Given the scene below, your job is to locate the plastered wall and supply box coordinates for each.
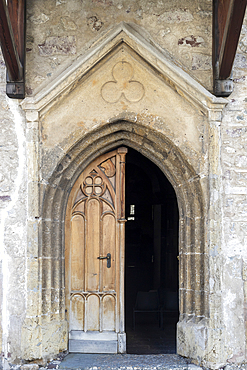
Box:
[0,50,28,365]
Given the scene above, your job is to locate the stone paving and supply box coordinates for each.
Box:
[1,353,196,370]
[58,353,196,370]
[3,354,247,370]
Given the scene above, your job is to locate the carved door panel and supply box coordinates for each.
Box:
[65,147,127,353]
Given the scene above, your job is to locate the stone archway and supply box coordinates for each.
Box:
[41,120,208,357]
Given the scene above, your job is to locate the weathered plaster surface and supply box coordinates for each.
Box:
[0,50,28,366]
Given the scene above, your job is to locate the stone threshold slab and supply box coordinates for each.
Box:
[58,354,200,370]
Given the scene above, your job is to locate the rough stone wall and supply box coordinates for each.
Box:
[0,50,28,365]
[220,15,247,363]
[26,0,212,94]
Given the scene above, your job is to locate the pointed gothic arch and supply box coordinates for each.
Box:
[40,120,208,356]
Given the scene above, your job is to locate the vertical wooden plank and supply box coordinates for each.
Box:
[71,214,85,291]
[213,0,231,64]
[103,295,115,331]
[115,154,120,333]
[87,294,100,331]
[117,148,128,220]
[213,0,247,86]
[117,148,127,334]
[7,0,25,64]
[70,294,85,331]
[102,213,116,291]
[0,0,22,81]
[86,199,100,291]
[219,0,247,79]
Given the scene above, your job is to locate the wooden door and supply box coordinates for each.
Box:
[65,147,127,353]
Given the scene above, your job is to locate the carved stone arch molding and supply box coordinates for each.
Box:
[42,121,206,344]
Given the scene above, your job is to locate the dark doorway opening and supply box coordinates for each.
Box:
[125,148,179,354]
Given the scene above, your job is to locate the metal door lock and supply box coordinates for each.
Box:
[97,253,111,268]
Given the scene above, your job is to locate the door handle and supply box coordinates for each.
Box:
[97,253,111,268]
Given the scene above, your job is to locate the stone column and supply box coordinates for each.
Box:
[21,110,42,360]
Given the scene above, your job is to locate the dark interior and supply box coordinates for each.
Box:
[125,147,179,354]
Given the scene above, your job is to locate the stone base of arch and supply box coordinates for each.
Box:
[177,320,208,364]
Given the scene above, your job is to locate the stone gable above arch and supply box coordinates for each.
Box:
[22,22,226,115]
[21,22,228,184]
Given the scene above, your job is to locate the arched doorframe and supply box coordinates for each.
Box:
[41,120,208,357]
